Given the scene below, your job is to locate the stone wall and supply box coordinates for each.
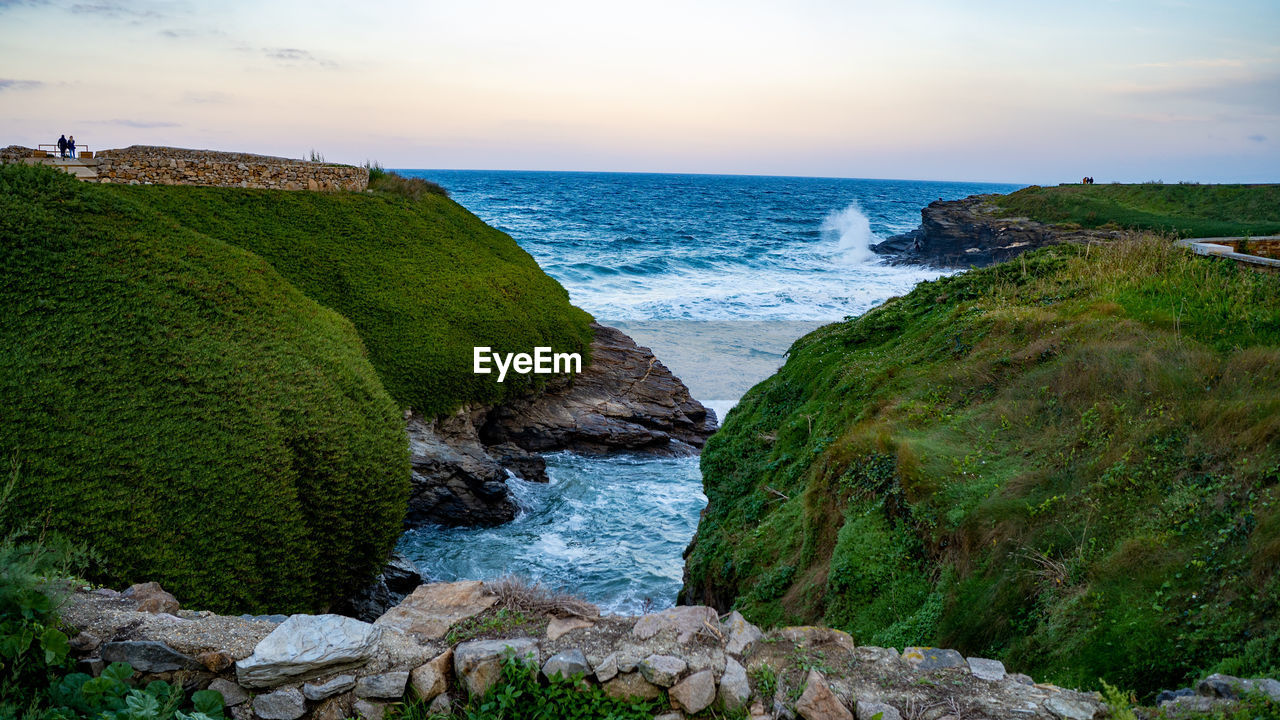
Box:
[92,146,368,191]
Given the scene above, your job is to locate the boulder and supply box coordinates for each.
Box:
[312,696,352,720]
[454,637,539,699]
[355,671,409,699]
[719,657,750,712]
[796,670,853,720]
[901,647,966,672]
[236,614,382,688]
[70,631,102,654]
[671,669,716,714]
[352,699,386,720]
[334,553,426,622]
[1045,695,1099,720]
[208,678,249,707]
[546,616,595,641]
[542,648,592,681]
[722,611,764,655]
[405,411,518,526]
[966,657,1006,682]
[603,671,663,701]
[122,582,180,614]
[1197,673,1280,702]
[856,700,902,720]
[375,581,497,640]
[592,652,619,682]
[633,605,720,643]
[780,627,856,652]
[302,675,356,701]
[410,650,453,702]
[101,641,200,673]
[252,687,306,720]
[639,654,687,687]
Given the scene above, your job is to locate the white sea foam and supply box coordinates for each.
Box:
[821,199,878,264]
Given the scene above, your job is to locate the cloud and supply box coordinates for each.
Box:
[1136,58,1248,69]
[84,119,181,128]
[181,91,230,104]
[1248,134,1267,143]
[1116,73,1280,114]
[159,27,224,39]
[0,79,43,91]
[263,47,340,69]
[70,2,162,19]
[0,0,51,8]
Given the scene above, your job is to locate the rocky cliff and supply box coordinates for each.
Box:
[871,194,1124,268]
[404,323,717,527]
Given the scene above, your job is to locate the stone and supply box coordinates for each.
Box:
[375,581,498,640]
[355,671,410,699]
[122,582,180,614]
[352,699,386,720]
[795,670,853,720]
[1245,678,1280,702]
[236,614,382,688]
[722,611,764,655]
[428,693,452,715]
[603,671,663,701]
[671,669,716,714]
[780,627,857,652]
[592,652,619,682]
[719,657,750,712]
[303,675,357,701]
[1008,673,1035,686]
[1155,688,1194,705]
[1045,695,1098,720]
[207,678,250,707]
[1195,673,1280,702]
[101,641,200,673]
[633,606,720,644]
[252,687,306,720]
[542,648,592,680]
[410,650,453,702]
[75,658,105,676]
[546,616,595,641]
[639,654,687,687]
[69,631,102,654]
[654,714,682,720]
[198,651,234,673]
[312,696,351,720]
[334,553,426,623]
[901,647,966,672]
[856,700,902,720]
[966,657,1006,682]
[454,637,539,699]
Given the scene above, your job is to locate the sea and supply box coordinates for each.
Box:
[395,171,1022,613]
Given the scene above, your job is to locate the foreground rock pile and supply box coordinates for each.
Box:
[57,580,1170,720]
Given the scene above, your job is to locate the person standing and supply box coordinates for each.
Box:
[57,134,67,159]
[68,135,76,159]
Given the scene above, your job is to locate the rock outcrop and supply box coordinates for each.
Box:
[405,323,716,527]
[871,194,1124,268]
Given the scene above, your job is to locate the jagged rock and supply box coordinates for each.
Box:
[1045,695,1099,720]
[454,637,539,698]
[375,581,498,640]
[352,699,386,720]
[482,324,716,455]
[719,657,750,712]
[902,647,966,672]
[405,410,518,526]
[870,194,1125,268]
[603,671,663,701]
[592,652,619,682]
[102,641,200,673]
[410,650,453,701]
[303,675,356,701]
[796,669,853,720]
[489,443,548,483]
[722,611,764,655]
[1197,674,1280,702]
[208,678,249,706]
[639,654,687,687]
[542,648,591,680]
[546,616,595,641]
[966,657,1006,682]
[252,687,306,720]
[671,669,716,714]
[856,700,902,720]
[122,582,180,614]
[334,553,425,622]
[355,671,409,699]
[633,605,720,643]
[236,614,382,688]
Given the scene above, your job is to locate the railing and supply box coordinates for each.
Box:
[34,144,93,159]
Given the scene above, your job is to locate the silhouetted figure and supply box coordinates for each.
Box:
[57,134,67,159]
[68,135,76,159]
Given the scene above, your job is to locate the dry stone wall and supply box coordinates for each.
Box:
[92,146,368,191]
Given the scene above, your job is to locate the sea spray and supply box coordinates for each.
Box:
[821,199,878,264]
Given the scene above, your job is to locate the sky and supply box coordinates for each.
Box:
[1,0,1278,183]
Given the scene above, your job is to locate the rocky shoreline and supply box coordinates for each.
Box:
[871,194,1125,268]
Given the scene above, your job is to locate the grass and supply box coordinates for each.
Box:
[990,183,1280,238]
[94,169,593,417]
[0,162,412,615]
[684,235,1280,698]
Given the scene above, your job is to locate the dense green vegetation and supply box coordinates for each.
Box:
[0,163,409,614]
[991,183,1280,238]
[96,174,594,416]
[684,236,1280,697]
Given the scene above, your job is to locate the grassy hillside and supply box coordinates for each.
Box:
[0,163,410,614]
[684,236,1280,697]
[96,177,594,417]
[990,183,1280,238]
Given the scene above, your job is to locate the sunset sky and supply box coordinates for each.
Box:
[1,0,1277,183]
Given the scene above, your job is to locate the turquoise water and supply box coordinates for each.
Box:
[395,171,1023,612]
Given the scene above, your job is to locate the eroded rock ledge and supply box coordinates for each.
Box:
[871,194,1125,268]
[405,323,717,527]
[59,581,1160,720]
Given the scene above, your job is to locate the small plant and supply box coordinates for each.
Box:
[48,663,225,720]
[363,159,387,183]
[307,149,326,163]
[459,654,660,720]
[1238,235,1251,255]
[483,575,597,619]
[445,608,533,645]
[749,662,777,701]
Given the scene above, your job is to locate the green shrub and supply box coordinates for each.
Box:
[0,163,410,614]
[458,654,661,720]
